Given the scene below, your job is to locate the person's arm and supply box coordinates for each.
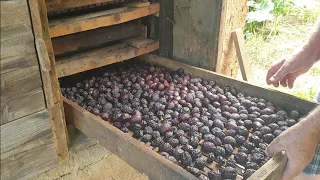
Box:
[266,17,320,88]
[266,106,320,180]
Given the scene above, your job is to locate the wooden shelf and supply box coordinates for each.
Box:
[49,2,160,38]
[56,37,159,78]
[46,0,117,13]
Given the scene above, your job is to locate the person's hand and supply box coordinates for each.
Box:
[265,121,319,180]
[266,56,313,89]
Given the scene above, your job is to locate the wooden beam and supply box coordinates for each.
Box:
[233,28,253,82]
[29,0,69,163]
[56,37,159,78]
[49,3,160,38]
[51,20,142,56]
[46,0,116,13]
[0,110,58,180]
[216,0,248,77]
[63,97,198,180]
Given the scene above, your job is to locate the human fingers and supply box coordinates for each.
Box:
[265,137,285,157]
[266,60,285,85]
[287,76,297,89]
[272,81,280,88]
[269,60,292,84]
[280,77,288,87]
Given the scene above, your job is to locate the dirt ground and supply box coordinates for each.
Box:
[32,126,148,180]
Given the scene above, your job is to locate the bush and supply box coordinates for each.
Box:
[245,0,320,38]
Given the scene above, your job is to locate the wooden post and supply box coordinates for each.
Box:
[29,0,69,163]
[216,0,248,77]
[233,28,253,82]
[159,0,173,58]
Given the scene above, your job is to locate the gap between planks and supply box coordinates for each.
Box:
[56,37,159,78]
[49,2,160,38]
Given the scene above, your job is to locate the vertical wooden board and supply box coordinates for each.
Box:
[216,0,248,77]
[0,110,58,180]
[1,0,40,74]
[172,0,191,61]
[233,28,253,82]
[1,89,46,125]
[173,0,222,71]
[159,0,173,58]
[29,0,69,163]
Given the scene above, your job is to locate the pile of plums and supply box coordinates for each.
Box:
[60,61,302,180]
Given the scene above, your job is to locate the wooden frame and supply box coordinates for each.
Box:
[63,97,198,180]
[46,0,116,13]
[29,0,69,163]
[63,54,317,179]
[49,2,160,38]
[52,20,143,56]
[56,37,159,78]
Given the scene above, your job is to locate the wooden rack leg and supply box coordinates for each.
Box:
[29,0,69,163]
[233,28,253,82]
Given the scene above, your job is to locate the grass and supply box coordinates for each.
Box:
[242,3,320,102]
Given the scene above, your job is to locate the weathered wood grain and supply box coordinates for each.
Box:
[233,28,252,82]
[122,36,154,48]
[63,97,198,180]
[0,110,58,180]
[52,20,142,56]
[46,0,118,13]
[159,0,173,58]
[29,0,69,163]
[216,0,248,77]
[1,66,43,107]
[49,3,160,38]
[1,88,45,125]
[0,0,39,74]
[56,38,159,77]
[173,0,222,71]
[249,153,287,180]
[140,54,318,114]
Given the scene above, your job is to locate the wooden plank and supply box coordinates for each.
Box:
[173,0,222,71]
[1,66,43,106]
[1,88,46,125]
[0,110,58,180]
[216,0,248,77]
[52,20,142,56]
[122,36,154,48]
[126,1,150,8]
[159,0,173,58]
[140,54,318,114]
[49,3,160,38]
[63,97,198,180]
[0,0,39,74]
[46,0,118,13]
[233,28,253,82]
[249,153,287,180]
[56,38,159,77]
[29,0,69,162]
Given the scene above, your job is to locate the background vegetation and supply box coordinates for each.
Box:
[242,0,320,101]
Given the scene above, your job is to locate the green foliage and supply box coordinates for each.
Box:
[292,86,318,102]
[244,0,320,38]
